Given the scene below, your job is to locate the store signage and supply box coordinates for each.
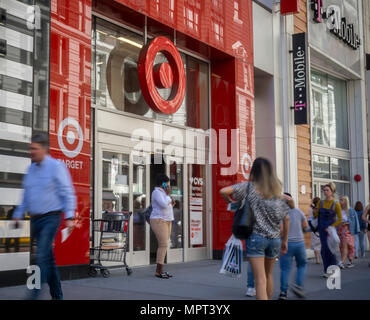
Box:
[189,174,204,246]
[292,33,308,125]
[280,0,300,15]
[138,36,186,114]
[57,117,85,170]
[311,0,360,50]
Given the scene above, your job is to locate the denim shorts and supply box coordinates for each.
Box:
[245,233,281,259]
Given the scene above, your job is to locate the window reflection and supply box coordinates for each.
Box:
[311,71,348,149]
[102,152,129,212]
[133,156,147,251]
[93,17,210,130]
[169,161,183,249]
[102,152,130,251]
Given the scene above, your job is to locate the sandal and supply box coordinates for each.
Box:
[155,273,170,279]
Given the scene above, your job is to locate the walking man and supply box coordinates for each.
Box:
[13,134,76,300]
[279,193,308,300]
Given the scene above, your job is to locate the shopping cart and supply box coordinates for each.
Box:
[89,211,133,278]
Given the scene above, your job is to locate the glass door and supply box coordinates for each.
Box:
[132,155,150,265]
[98,147,150,267]
[166,159,185,263]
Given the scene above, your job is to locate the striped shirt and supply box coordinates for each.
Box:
[231,182,289,238]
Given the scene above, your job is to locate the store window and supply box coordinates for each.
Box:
[169,161,184,249]
[311,71,349,150]
[133,155,147,252]
[102,152,130,212]
[313,154,351,200]
[92,18,209,130]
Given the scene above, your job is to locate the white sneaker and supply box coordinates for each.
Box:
[245,287,256,297]
[337,261,345,269]
[323,273,330,278]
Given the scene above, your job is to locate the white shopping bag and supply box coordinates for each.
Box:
[219,235,243,278]
[327,226,340,254]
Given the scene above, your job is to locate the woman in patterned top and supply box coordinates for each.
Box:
[220,157,290,300]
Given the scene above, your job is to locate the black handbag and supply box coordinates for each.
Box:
[232,183,255,240]
[144,204,153,224]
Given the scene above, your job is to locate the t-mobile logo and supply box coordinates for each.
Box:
[311,0,323,23]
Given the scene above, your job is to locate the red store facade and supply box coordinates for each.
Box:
[0,0,255,282]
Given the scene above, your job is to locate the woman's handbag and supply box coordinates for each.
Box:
[232,183,255,240]
[144,204,153,224]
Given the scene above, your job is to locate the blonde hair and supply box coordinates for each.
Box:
[324,182,336,194]
[250,157,282,199]
[340,196,349,213]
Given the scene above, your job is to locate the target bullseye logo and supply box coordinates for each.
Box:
[241,153,252,180]
[138,36,186,114]
[57,117,83,158]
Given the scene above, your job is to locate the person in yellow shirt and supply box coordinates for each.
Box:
[313,182,342,277]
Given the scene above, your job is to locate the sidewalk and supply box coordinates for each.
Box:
[0,254,369,300]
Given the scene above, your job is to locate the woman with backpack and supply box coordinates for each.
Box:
[354,201,367,258]
[337,196,360,268]
[313,182,342,277]
[220,157,290,300]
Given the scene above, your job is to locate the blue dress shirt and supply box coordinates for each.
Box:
[13,155,76,219]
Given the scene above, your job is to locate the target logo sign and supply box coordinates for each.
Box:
[57,117,84,158]
[138,36,186,114]
[241,153,252,180]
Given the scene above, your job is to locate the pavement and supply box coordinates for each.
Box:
[0,253,369,300]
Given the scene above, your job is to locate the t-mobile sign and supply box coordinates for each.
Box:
[292,33,308,125]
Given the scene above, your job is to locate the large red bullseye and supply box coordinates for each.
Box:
[138,36,186,114]
[153,62,173,89]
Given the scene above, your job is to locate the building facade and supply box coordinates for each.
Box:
[0,0,255,283]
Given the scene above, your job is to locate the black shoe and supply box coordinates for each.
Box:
[278,292,288,300]
[290,284,306,299]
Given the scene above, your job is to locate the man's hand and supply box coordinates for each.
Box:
[280,241,288,255]
[65,219,75,230]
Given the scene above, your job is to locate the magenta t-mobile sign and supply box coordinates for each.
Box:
[292,33,308,125]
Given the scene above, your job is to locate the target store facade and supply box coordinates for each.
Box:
[0,0,254,281]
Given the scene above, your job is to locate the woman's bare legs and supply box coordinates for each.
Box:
[341,242,348,264]
[249,257,268,300]
[264,257,276,300]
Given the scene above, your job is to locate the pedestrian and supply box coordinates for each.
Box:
[150,174,175,279]
[337,196,359,268]
[245,261,256,297]
[12,134,76,300]
[362,204,370,251]
[278,193,308,300]
[354,201,367,258]
[220,157,290,300]
[309,197,321,264]
[313,182,342,278]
